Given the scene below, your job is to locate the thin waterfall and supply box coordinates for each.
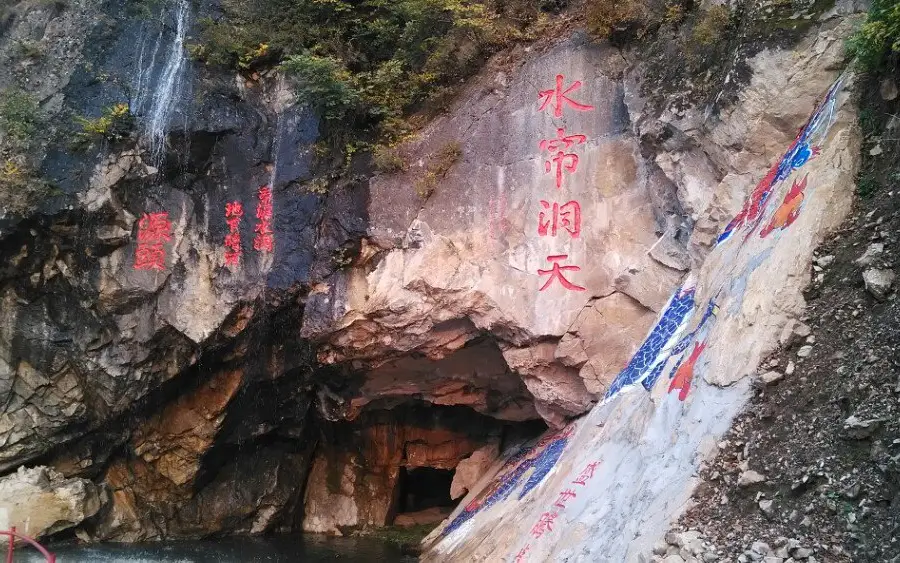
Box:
[268,74,290,189]
[268,112,284,190]
[132,26,163,117]
[132,0,190,164]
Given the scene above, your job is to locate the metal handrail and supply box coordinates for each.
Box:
[1,527,56,563]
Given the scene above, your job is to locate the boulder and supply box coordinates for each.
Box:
[450,444,500,500]
[394,507,453,528]
[862,268,895,301]
[738,470,767,487]
[855,242,884,267]
[0,466,103,541]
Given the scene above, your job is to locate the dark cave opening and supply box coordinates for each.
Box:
[396,467,458,514]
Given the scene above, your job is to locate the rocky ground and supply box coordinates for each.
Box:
[657,79,900,563]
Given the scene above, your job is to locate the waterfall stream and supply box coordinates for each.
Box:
[267,74,292,190]
[132,0,190,163]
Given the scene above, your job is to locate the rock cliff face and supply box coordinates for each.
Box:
[1,0,337,539]
[0,0,868,553]
[420,12,863,562]
[303,39,683,424]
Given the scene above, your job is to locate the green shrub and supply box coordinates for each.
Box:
[303,177,330,195]
[280,54,361,123]
[690,5,731,47]
[16,40,45,59]
[372,144,407,173]
[75,103,133,144]
[848,0,900,70]
[0,88,40,146]
[0,159,52,215]
[586,0,651,41]
[585,0,698,43]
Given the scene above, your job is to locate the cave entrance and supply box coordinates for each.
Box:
[392,467,459,526]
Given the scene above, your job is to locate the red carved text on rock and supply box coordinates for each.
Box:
[552,488,577,511]
[514,545,531,562]
[538,200,581,238]
[224,201,243,267]
[253,186,274,253]
[538,74,594,118]
[572,461,601,486]
[539,128,587,189]
[530,511,558,539]
[538,254,585,292]
[134,211,172,271]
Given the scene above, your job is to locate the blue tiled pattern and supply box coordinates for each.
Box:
[604,284,697,398]
[441,428,572,536]
[775,78,842,183]
[649,299,719,391]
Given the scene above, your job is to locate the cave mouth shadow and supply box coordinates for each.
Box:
[397,466,457,513]
[390,466,460,527]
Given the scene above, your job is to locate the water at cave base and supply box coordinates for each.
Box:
[15,535,416,562]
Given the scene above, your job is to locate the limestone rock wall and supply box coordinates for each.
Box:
[421,20,861,562]
[302,406,505,534]
[0,0,342,539]
[302,39,688,425]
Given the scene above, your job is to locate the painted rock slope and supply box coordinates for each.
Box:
[421,52,859,563]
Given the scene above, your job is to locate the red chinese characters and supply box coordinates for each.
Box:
[514,545,531,562]
[253,186,274,253]
[539,128,587,189]
[521,458,601,554]
[552,488,577,511]
[533,75,593,292]
[538,255,585,292]
[538,75,595,118]
[530,511,558,539]
[224,201,243,267]
[571,461,601,487]
[538,200,580,238]
[134,212,172,271]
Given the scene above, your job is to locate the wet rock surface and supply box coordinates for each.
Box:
[0,0,350,540]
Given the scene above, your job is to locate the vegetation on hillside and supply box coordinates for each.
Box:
[193,0,555,144]
[0,88,52,214]
[850,0,900,201]
[585,0,741,110]
[74,103,134,146]
[848,0,900,71]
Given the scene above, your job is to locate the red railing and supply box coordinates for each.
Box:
[1,527,55,563]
